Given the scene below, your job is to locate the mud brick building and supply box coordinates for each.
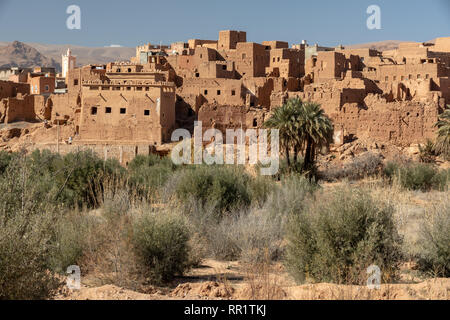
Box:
[1,31,450,162]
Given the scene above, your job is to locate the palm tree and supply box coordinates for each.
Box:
[263,100,298,167]
[264,98,333,175]
[295,101,334,173]
[434,106,450,159]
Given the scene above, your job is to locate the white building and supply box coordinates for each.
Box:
[62,48,76,78]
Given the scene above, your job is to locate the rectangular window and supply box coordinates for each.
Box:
[204,89,208,95]
[137,87,142,91]
[231,90,236,96]
[217,90,221,95]
[144,109,150,116]
[425,74,429,79]
[120,108,126,114]
[91,107,98,115]
[44,85,49,92]
[105,107,112,113]
[127,87,131,91]
[74,79,78,85]
[417,74,421,79]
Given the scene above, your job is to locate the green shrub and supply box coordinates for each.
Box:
[48,211,93,274]
[128,154,176,198]
[0,158,62,299]
[417,199,450,277]
[382,161,399,181]
[259,157,305,180]
[285,187,403,285]
[132,212,190,284]
[397,164,438,191]
[173,165,251,217]
[247,175,276,206]
[0,151,15,174]
[183,175,314,262]
[418,139,436,163]
[383,162,449,191]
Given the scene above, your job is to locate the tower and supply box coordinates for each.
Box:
[62,48,76,78]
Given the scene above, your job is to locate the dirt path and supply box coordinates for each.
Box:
[56,259,449,300]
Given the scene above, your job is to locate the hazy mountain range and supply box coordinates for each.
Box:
[0,41,135,71]
[0,39,436,72]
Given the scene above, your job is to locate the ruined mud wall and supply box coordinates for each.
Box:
[330,95,440,146]
[198,104,267,142]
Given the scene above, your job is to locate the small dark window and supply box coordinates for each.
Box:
[117,68,121,72]
[253,118,257,127]
[127,87,131,91]
[144,109,150,116]
[222,65,226,70]
[105,107,112,113]
[204,90,208,95]
[231,90,236,96]
[217,90,221,95]
[195,72,199,77]
[91,107,97,115]
[74,79,78,85]
[128,68,132,73]
[120,108,126,114]
[137,87,142,91]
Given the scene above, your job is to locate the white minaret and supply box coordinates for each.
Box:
[62,48,76,78]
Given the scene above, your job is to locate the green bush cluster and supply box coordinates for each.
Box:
[172,165,253,218]
[417,200,450,277]
[127,154,176,198]
[2,148,449,299]
[383,162,449,191]
[132,212,190,284]
[0,157,62,299]
[285,187,403,285]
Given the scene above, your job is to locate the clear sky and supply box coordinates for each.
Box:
[0,0,449,47]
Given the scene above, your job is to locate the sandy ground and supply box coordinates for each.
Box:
[55,259,449,300]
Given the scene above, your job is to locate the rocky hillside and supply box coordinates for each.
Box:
[345,39,436,51]
[0,41,135,69]
[0,41,61,70]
